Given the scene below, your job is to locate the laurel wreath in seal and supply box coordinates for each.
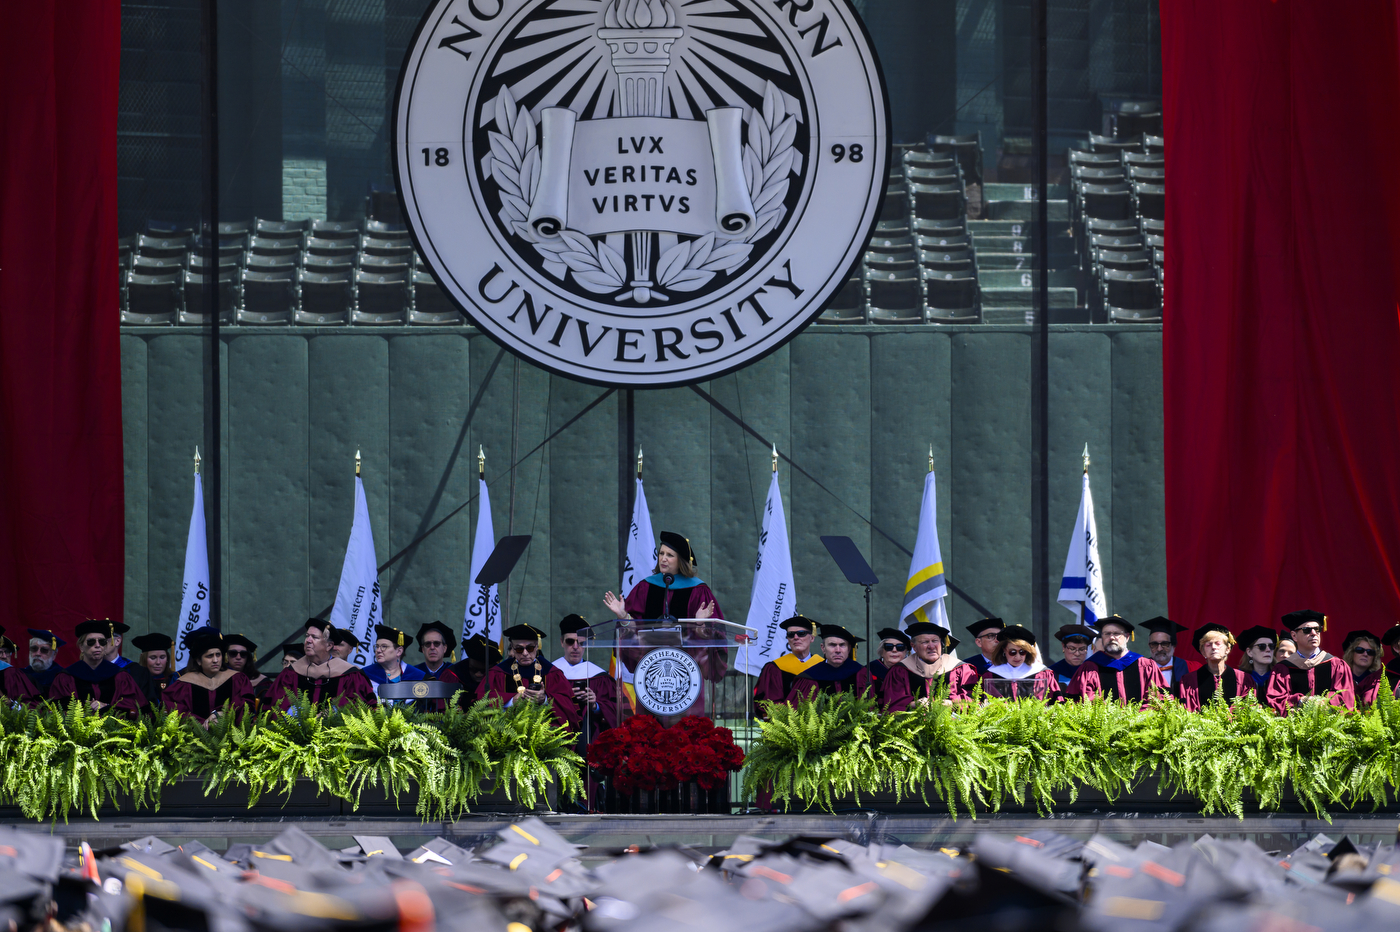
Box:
[484,81,799,303]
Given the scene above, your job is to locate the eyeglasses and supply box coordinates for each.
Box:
[1005,649,1029,658]
[880,642,908,652]
[562,638,582,646]
[1353,647,1377,656]
[1148,640,1172,648]
[226,649,249,657]
[785,631,810,640]
[511,644,536,653]
[1250,642,1275,651]
[975,633,1000,640]
[84,638,108,647]
[1295,626,1322,635]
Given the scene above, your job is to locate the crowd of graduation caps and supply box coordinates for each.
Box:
[753,609,1395,715]
[3,816,1400,932]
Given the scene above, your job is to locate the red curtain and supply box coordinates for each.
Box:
[0,1,125,657]
[1162,0,1400,655]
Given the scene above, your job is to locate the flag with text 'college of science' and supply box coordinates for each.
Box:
[172,472,211,672]
[739,471,797,676]
[901,469,950,631]
[330,476,381,668]
[1058,470,1107,626]
[614,476,655,689]
[463,477,501,645]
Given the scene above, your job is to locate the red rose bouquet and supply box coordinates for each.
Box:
[587,714,744,794]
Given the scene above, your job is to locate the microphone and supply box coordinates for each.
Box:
[662,574,676,621]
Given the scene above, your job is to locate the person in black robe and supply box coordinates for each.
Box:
[475,624,578,728]
[48,620,148,716]
[280,643,305,669]
[964,617,1005,673]
[1175,624,1250,711]
[267,620,378,710]
[1049,624,1096,686]
[221,634,274,701]
[1063,615,1168,702]
[1265,609,1355,713]
[329,626,363,662]
[131,632,177,703]
[449,634,503,709]
[752,615,825,708]
[103,621,152,699]
[23,628,65,692]
[1236,625,1277,699]
[854,628,910,705]
[162,628,256,723]
[1142,616,1197,688]
[0,633,15,666]
[0,625,40,707]
[788,625,866,702]
[409,621,462,712]
[1382,624,1400,681]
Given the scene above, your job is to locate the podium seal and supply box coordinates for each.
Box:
[633,646,703,715]
[395,0,888,386]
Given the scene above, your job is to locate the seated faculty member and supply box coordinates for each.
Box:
[0,634,15,666]
[1142,617,1196,687]
[1063,615,1167,703]
[281,643,305,669]
[1382,624,1400,680]
[413,621,460,681]
[0,625,41,707]
[1049,624,1096,686]
[980,625,1058,701]
[964,617,1006,673]
[222,635,273,700]
[882,621,978,711]
[449,633,502,704]
[554,615,617,742]
[788,625,866,702]
[24,629,65,690]
[1236,626,1277,699]
[361,624,427,706]
[1275,635,1297,664]
[752,615,824,707]
[329,626,363,662]
[162,628,255,724]
[132,632,177,702]
[475,624,577,728]
[268,619,378,710]
[1174,624,1250,712]
[1265,610,1355,713]
[48,620,148,716]
[1341,629,1385,706]
[855,628,910,705]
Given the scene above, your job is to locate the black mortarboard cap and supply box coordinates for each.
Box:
[781,615,816,633]
[223,634,257,655]
[0,635,14,653]
[1142,616,1188,635]
[74,619,114,639]
[1341,629,1379,652]
[130,633,174,653]
[503,623,545,642]
[304,617,332,634]
[1382,624,1400,647]
[111,621,130,634]
[281,643,305,658]
[26,628,65,649]
[559,614,589,635]
[1237,626,1278,650]
[414,620,457,651]
[1054,624,1097,643]
[1192,623,1234,651]
[819,624,864,644]
[1099,614,1136,636]
[182,626,224,657]
[998,624,1037,645]
[461,633,502,664]
[905,621,953,643]
[966,617,1005,637]
[1282,609,1327,631]
[328,626,360,647]
[373,624,407,648]
[876,628,909,643]
[658,530,696,565]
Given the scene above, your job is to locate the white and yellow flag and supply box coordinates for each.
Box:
[901,468,950,630]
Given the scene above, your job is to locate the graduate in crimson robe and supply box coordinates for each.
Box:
[882,622,979,711]
[752,615,825,709]
[1235,625,1278,702]
[978,625,1059,702]
[787,625,867,703]
[267,619,378,710]
[131,632,178,704]
[48,620,148,717]
[1174,624,1252,712]
[603,530,728,712]
[475,624,578,729]
[1338,629,1386,706]
[1264,610,1355,714]
[1063,615,1168,703]
[855,628,911,708]
[161,628,255,724]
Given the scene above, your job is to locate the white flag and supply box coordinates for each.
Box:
[172,472,212,672]
[330,476,381,668]
[739,471,797,676]
[621,476,656,598]
[1057,470,1107,626]
[463,477,501,644]
[900,469,950,631]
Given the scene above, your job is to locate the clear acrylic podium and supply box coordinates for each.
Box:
[582,618,757,731]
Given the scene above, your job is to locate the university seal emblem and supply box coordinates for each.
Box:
[632,646,703,715]
[395,0,888,386]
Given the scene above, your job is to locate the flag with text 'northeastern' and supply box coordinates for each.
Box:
[901,469,950,631]
[172,472,212,672]
[463,477,501,645]
[1057,471,1107,626]
[739,471,796,676]
[615,476,655,686]
[330,476,381,668]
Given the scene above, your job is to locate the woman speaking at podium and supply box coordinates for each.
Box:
[602,531,727,712]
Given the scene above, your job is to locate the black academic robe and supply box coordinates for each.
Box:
[753,653,824,707]
[1063,651,1168,703]
[476,656,577,729]
[787,660,865,703]
[1174,666,1250,712]
[24,663,62,691]
[1264,655,1355,714]
[1049,659,1081,686]
[48,661,149,716]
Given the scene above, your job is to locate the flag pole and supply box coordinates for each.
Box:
[478,445,485,480]
[1083,442,1090,474]
[355,448,361,476]
[928,443,934,473]
[771,443,778,473]
[636,447,643,477]
[194,446,201,475]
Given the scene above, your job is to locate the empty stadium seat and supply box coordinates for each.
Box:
[1088,132,1142,155]
[306,237,356,260]
[1143,135,1165,155]
[310,220,361,241]
[867,232,915,255]
[136,234,192,260]
[123,272,181,324]
[132,255,185,276]
[216,220,252,238]
[245,253,297,274]
[296,270,352,325]
[303,255,353,274]
[1078,183,1134,221]
[238,269,296,324]
[1101,268,1161,314]
[1093,249,1153,272]
[353,269,408,324]
[928,133,983,185]
[819,278,866,323]
[180,268,235,324]
[364,220,410,239]
[1134,183,1166,221]
[911,183,965,222]
[146,220,195,239]
[410,271,463,324]
[1123,152,1165,171]
[923,271,979,322]
[359,254,409,275]
[863,252,917,274]
[1105,101,1162,139]
[254,218,309,245]
[248,237,300,260]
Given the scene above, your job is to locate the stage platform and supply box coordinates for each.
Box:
[7,811,1398,859]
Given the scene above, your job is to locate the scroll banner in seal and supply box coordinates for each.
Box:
[528,110,754,240]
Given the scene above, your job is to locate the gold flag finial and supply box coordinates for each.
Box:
[355,449,362,476]
[636,447,644,478]
[478,445,485,478]
[194,446,201,475]
[771,443,779,473]
[1082,443,1090,474]
[928,444,935,473]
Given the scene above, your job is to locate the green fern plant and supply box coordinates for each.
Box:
[335,704,454,816]
[883,685,989,816]
[743,693,887,811]
[480,700,585,809]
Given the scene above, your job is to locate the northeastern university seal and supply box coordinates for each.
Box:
[394,0,888,386]
[633,647,703,715]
